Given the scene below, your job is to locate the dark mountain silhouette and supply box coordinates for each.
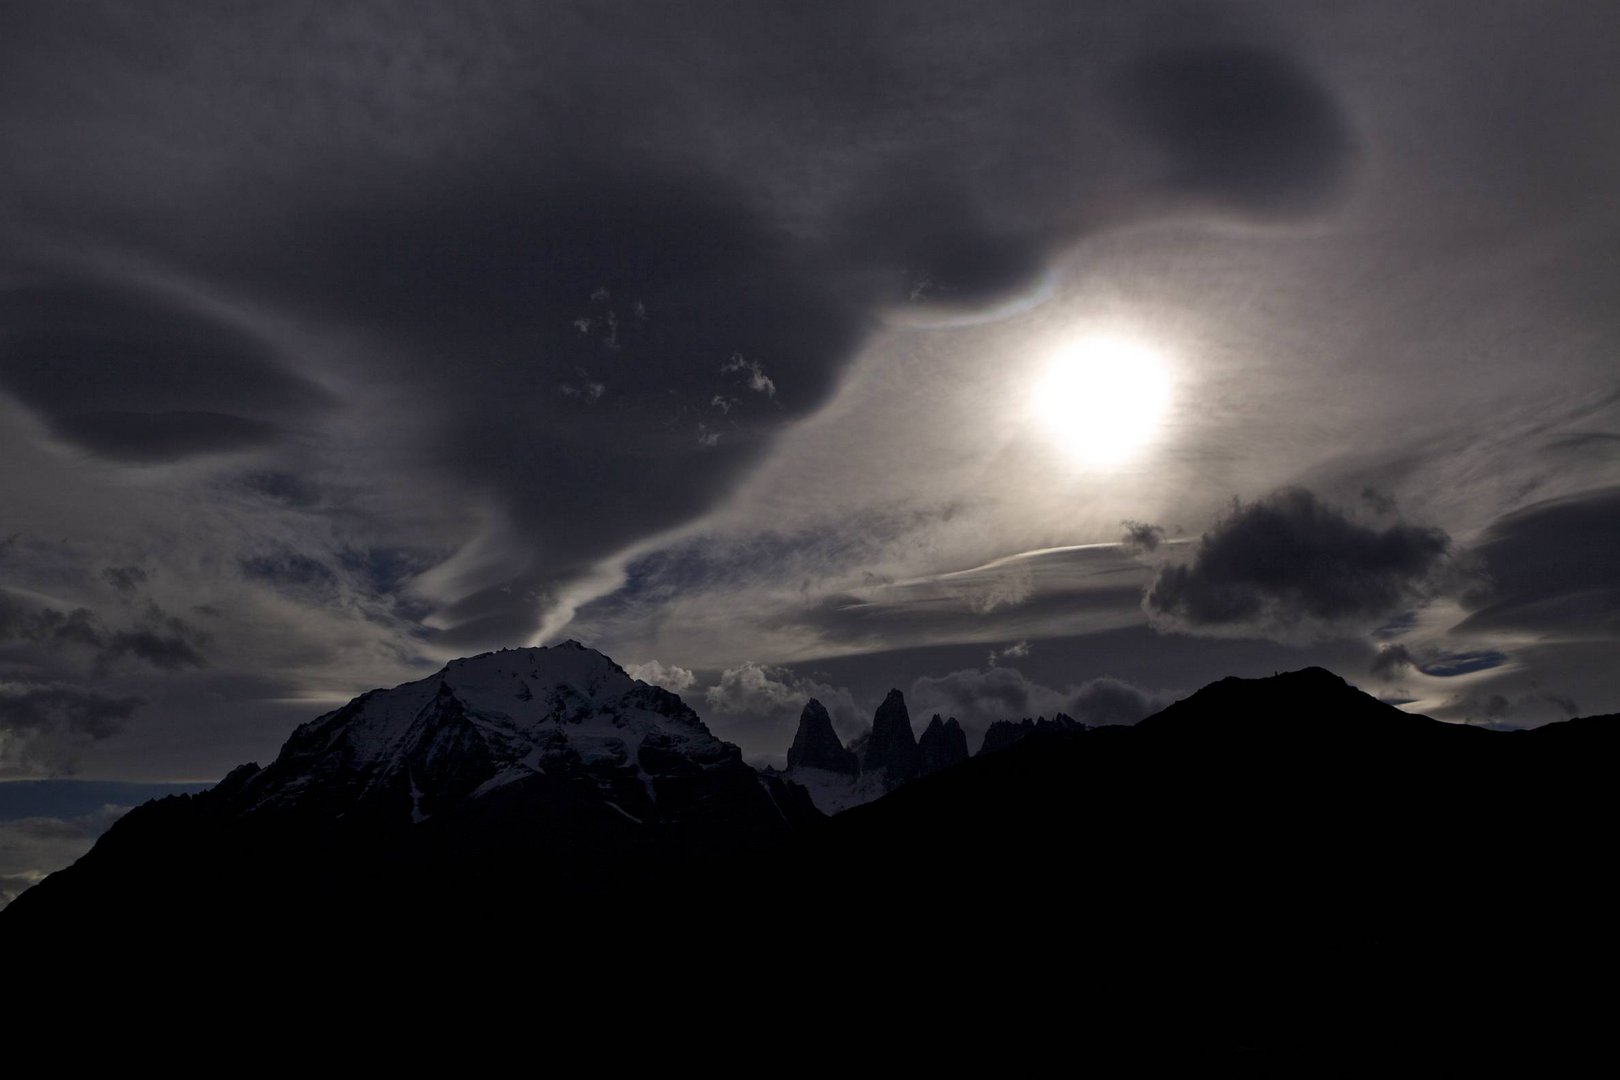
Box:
[773,667,1619,1056]
[863,687,920,785]
[917,714,969,775]
[785,698,858,775]
[782,689,932,812]
[5,659,1614,1059]
[3,641,818,947]
[977,711,1084,755]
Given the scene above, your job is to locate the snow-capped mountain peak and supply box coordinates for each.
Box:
[222,642,770,826]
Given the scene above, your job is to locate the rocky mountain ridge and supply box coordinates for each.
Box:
[778,685,1079,812]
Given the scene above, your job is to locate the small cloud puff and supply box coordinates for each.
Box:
[624,659,697,695]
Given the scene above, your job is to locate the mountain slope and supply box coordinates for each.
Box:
[2,641,817,941]
[5,661,1615,1061]
[777,668,1618,1029]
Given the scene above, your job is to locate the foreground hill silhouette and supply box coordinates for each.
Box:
[4,650,1614,1057]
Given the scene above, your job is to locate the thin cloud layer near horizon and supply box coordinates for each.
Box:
[3,0,1619,818]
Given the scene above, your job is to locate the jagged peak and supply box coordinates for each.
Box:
[865,687,920,784]
[788,698,858,776]
[245,639,742,824]
[917,712,969,776]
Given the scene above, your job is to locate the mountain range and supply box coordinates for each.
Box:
[4,643,1614,1057]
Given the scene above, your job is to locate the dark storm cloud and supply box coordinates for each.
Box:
[239,471,323,508]
[0,3,1362,651]
[1112,45,1354,217]
[1146,489,1454,642]
[0,592,207,672]
[1458,486,1620,638]
[0,684,140,740]
[215,176,868,647]
[240,552,340,598]
[100,566,148,593]
[103,625,207,672]
[1120,521,1166,555]
[0,599,102,651]
[0,683,145,776]
[0,594,96,650]
[1360,487,1398,516]
[56,411,280,462]
[832,183,1053,313]
[0,283,332,463]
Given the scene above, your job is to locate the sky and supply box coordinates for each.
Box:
[3,0,1620,873]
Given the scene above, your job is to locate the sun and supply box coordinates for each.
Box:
[1031,335,1173,465]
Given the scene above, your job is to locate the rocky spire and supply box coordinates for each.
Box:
[978,713,1085,756]
[917,714,969,776]
[863,689,920,785]
[786,698,859,775]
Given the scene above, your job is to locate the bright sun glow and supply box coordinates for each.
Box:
[1031,335,1173,465]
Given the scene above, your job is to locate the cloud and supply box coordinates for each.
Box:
[1360,487,1398,516]
[720,354,777,398]
[0,282,332,463]
[702,661,862,739]
[1145,489,1455,643]
[1112,45,1355,217]
[775,544,1151,658]
[209,175,869,651]
[0,4,1365,656]
[0,684,145,776]
[1373,642,1510,683]
[104,626,207,671]
[623,660,696,695]
[1370,644,1415,681]
[1120,521,1166,555]
[101,565,149,593]
[907,665,1169,736]
[240,552,341,599]
[1070,676,1174,727]
[0,591,206,673]
[987,641,1030,667]
[1417,651,1509,678]
[239,471,324,508]
[1456,485,1620,639]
